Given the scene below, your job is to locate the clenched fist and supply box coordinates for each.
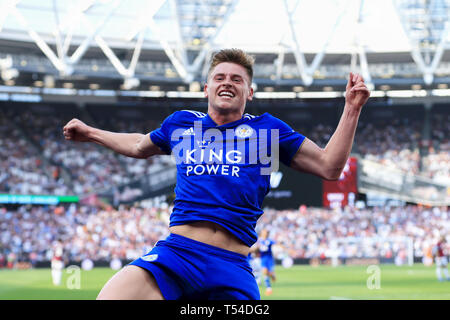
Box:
[63,118,93,142]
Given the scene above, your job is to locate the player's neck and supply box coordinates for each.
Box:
[208,108,244,126]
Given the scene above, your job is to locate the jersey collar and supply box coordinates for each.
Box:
[204,112,249,129]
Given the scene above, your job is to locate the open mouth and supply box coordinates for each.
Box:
[218,90,235,98]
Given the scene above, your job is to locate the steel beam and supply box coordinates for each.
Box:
[11,6,66,73]
[188,0,240,80]
[69,0,122,66]
[394,0,450,85]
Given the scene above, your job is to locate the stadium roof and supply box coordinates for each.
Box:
[0,0,450,96]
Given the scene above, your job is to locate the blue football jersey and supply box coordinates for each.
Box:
[259,239,275,258]
[150,110,305,246]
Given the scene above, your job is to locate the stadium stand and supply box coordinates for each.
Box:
[0,105,69,195]
[0,102,174,196]
[422,105,450,185]
[0,203,447,266]
[0,100,448,267]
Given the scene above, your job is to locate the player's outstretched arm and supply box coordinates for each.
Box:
[290,72,370,180]
[63,118,164,159]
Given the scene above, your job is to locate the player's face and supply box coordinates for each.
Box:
[205,62,253,114]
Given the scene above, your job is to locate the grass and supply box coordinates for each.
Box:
[258,264,450,300]
[0,264,448,300]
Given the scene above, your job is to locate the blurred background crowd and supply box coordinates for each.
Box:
[0,203,447,267]
[0,102,449,197]
[0,101,448,268]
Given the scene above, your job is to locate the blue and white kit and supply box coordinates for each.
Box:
[130,110,305,299]
[259,238,276,272]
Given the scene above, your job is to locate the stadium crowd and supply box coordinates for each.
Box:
[0,203,447,267]
[0,108,69,196]
[1,104,173,197]
[422,112,450,185]
[17,109,140,194]
[257,205,448,262]
[354,118,422,175]
[0,203,170,267]
[0,102,448,269]
[1,103,449,199]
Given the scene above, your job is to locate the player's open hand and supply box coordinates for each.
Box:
[63,118,92,142]
[345,72,370,111]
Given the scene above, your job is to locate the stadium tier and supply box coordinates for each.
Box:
[0,203,447,268]
[0,100,448,200]
[0,99,448,268]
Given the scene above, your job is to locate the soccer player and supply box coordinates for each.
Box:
[63,48,370,300]
[433,236,449,282]
[257,229,276,295]
[248,244,262,285]
[51,242,64,286]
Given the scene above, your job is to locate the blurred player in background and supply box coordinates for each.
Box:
[258,229,276,295]
[51,241,64,286]
[6,252,16,269]
[433,236,449,282]
[248,244,262,285]
[63,48,369,300]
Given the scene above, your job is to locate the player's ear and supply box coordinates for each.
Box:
[247,85,254,101]
[204,83,208,98]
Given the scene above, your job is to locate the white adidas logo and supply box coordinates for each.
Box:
[182,127,195,136]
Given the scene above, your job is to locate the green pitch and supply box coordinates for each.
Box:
[0,264,448,300]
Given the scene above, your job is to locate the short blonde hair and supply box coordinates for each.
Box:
[207,48,255,83]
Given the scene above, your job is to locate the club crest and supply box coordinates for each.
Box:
[140,254,158,262]
[235,124,253,138]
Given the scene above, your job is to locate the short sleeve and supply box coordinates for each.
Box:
[269,115,305,166]
[149,113,175,155]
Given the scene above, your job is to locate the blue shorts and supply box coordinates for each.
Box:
[261,256,275,272]
[129,233,260,300]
